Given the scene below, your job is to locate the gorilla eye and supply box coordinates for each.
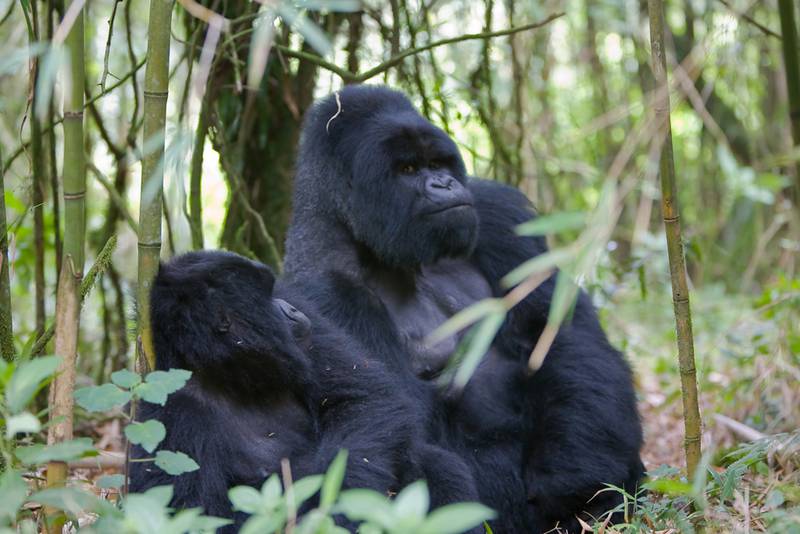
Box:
[429,162,440,170]
[401,164,417,174]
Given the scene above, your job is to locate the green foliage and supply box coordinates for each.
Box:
[154,450,200,476]
[125,419,167,453]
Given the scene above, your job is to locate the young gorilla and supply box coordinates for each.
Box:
[281,85,645,533]
[129,251,479,532]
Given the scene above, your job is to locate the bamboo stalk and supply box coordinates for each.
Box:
[778,0,800,190]
[137,0,175,371]
[0,147,13,361]
[647,0,702,477]
[188,97,207,250]
[45,0,85,528]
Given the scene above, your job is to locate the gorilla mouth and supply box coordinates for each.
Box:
[424,203,473,216]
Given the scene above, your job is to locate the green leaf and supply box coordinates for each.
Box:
[154,450,200,476]
[0,470,28,523]
[320,450,348,508]
[276,4,332,56]
[111,369,141,389]
[134,369,191,405]
[418,503,496,534]
[5,356,60,414]
[451,312,505,390]
[261,473,283,506]
[96,474,126,490]
[501,247,574,288]
[29,487,115,517]
[74,383,132,412]
[125,420,167,453]
[5,412,41,438]
[294,0,362,12]
[291,474,323,507]
[425,298,504,347]
[240,514,284,534]
[393,481,429,520]
[516,211,586,236]
[336,489,392,526]
[16,437,96,465]
[229,485,264,514]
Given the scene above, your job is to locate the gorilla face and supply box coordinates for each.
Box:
[150,251,312,387]
[307,87,479,269]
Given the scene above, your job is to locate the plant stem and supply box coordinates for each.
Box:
[137,0,174,371]
[647,0,702,478]
[0,146,14,361]
[778,0,800,192]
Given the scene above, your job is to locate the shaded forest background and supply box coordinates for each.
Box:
[1,0,799,531]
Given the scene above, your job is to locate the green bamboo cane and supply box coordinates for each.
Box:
[137,0,175,371]
[46,0,85,529]
[778,0,800,192]
[647,0,702,477]
[0,146,14,361]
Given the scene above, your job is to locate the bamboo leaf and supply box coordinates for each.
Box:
[515,211,585,236]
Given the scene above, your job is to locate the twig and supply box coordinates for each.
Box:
[717,0,780,40]
[87,163,139,235]
[714,414,766,442]
[99,0,123,91]
[3,59,146,173]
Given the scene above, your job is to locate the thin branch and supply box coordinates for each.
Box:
[3,58,146,173]
[717,0,780,40]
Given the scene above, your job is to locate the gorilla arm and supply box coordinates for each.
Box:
[467,179,644,523]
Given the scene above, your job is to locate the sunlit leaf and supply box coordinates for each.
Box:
[393,481,429,520]
[276,4,332,56]
[29,487,116,517]
[451,312,505,390]
[501,247,574,288]
[0,470,28,523]
[96,474,126,490]
[515,212,585,236]
[5,355,60,414]
[425,298,504,347]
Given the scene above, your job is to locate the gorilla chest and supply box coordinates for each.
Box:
[368,259,494,378]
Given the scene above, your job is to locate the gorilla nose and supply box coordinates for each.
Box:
[276,299,309,325]
[425,175,465,202]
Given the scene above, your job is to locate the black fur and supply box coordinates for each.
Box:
[129,251,480,532]
[281,85,645,533]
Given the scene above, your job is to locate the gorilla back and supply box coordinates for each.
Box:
[283,85,644,532]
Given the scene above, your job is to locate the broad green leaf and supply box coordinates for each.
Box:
[123,492,169,532]
[516,212,586,236]
[240,513,284,534]
[425,298,504,347]
[111,369,141,389]
[5,355,60,414]
[75,383,132,412]
[336,489,392,526]
[261,473,283,505]
[96,474,126,490]
[229,485,264,514]
[154,450,200,476]
[125,420,167,453]
[0,470,28,523]
[5,412,41,438]
[135,369,191,405]
[418,503,496,534]
[16,437,96,465]
[291,474,323,507]
[144,484,174,506]
[29,487,115,517]
[320,450,348,508]
[393,481,429,520]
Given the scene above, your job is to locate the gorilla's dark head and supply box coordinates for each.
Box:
[150,251,312,393]
[293,85,479,269]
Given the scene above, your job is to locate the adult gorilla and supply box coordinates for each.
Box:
[280,85,644,532]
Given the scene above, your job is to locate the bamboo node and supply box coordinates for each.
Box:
[673,296,690,304]
[684,436,702,444]
[144,90,169,100]
[138,241,162,249]
[679,366,697,374]
[63,191,86,200]
[663,215,680,223]
[63,110,84,119]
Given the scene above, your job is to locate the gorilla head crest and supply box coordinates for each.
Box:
[290,85,479,270]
